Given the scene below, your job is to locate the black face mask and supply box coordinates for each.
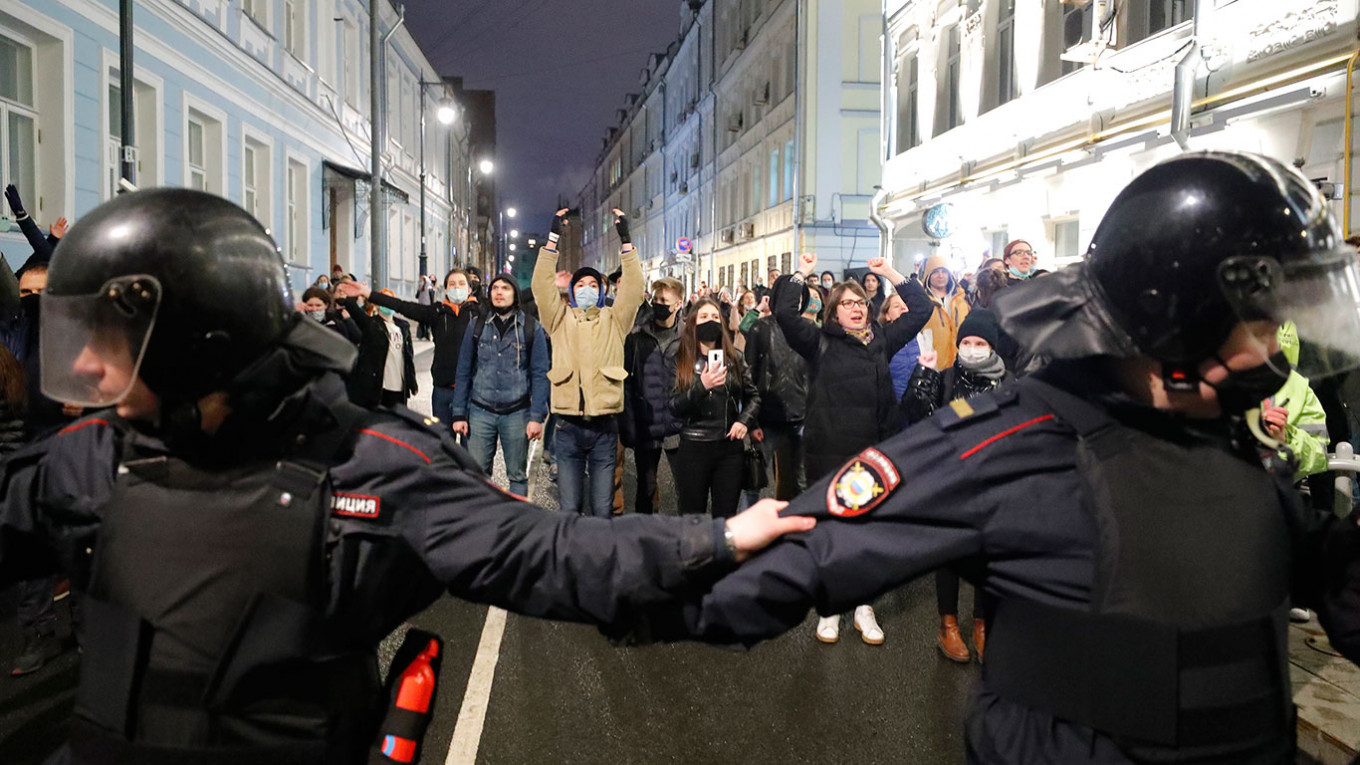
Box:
[1208,350,1292,414]
[695,320,723,344]
[19,293,39,321]
[651,301,674,323]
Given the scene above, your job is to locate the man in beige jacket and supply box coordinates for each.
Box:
[532,208,644,516]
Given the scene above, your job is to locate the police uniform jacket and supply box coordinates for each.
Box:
[629,359,1340,764]
[0,363,734,763]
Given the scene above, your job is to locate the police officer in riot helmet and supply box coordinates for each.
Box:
[619,152,1360,763]
[0,188,813,764]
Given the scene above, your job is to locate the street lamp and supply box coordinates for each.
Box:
[479,159,495,175]
[510,229,520,239]
[509,243,517,252]
[419,78,458,280]
[506,207,517,219]
[498,203,518,272]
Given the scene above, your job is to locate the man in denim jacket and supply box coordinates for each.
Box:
[452,275,549,497]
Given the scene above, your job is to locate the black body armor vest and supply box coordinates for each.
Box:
[70,411,381,765]
[985,380,1295,762]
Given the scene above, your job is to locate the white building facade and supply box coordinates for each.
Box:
[6,0,473,298]
[577,0,886,294]
[880,0,1360,276]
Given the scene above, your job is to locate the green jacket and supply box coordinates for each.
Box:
[1273,323,1329,479]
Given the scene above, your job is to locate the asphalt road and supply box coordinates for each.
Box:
[0,344,983,764]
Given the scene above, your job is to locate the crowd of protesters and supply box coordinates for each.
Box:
[3,191,1356,683]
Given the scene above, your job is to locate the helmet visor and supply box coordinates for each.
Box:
[1221,249,1360,379]
[40,275,162,407]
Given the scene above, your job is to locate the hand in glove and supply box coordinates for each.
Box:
[612,208,631,246]
[4,185,26,220]
[548,208,568,247]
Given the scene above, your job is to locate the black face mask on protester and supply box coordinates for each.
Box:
[1207,350,1292,414]
[651,301,674,324]
[19,293,39,321]
[695,320,723,345]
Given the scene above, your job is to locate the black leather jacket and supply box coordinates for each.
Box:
[668,356,760,442]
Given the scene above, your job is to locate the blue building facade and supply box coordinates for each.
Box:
[4,0,474,298]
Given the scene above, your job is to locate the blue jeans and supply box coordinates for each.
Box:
[556,416,617,517]
[467,405,531,497]
[430,385,465,446]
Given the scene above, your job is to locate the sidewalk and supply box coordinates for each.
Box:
[1293,620,1360,763]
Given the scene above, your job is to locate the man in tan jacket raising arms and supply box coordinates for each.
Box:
[533,208,644,516]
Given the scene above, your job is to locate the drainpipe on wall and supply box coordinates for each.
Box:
[1171,0,1207,150]
[870,186,892,264]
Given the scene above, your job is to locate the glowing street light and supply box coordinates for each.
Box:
[509,243,517,251]
[436,102,457,125]
[479,159,494,175]
[506,207,518,219]
[510,229,520,239]
[508,255,516,263]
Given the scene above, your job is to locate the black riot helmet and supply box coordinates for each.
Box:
[997,151,1360,380]
[41,188,297,406]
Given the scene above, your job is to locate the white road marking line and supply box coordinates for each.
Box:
[444,606,507,765]
[445,452,542,764]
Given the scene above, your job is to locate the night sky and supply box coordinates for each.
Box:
[402,0,680,229]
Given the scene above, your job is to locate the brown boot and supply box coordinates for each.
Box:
[937,616,970,663]
[973,619,986,664]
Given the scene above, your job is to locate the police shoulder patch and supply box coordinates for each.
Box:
[826,448,901,518]
[331,491,384,521]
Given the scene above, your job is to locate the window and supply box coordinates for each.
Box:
[1130,0,1189,44]
[104,64,160,199]
[187,118,207,190]
[317,0,336,86]
[184,103,224,194]
[783,140,794,202]
[243,0,267,28]
[1054,219,1080,262]
[1062,2,1092,75]
[342,20,359,108]
[990,230,1009,259]
[896,54,919,152]
[0,34,35,203]
[752,162,762,212]
[284,0,306,59]
[935,26,961,135]
[769,148,779,207]
[242,135,270,226]
[997,0,1017,107]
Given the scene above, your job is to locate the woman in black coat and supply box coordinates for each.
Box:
[668,298,760,519]
[775,253,933,645]
[338,290,417,409]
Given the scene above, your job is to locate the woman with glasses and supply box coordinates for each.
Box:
[1002,240,1047,285]
[776,253,933,644]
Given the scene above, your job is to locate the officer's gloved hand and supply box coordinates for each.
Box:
[612,208,631,246]
[547,208,568,248]
[4,185,26,220]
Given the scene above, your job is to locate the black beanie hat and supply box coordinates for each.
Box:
[487,274,520,310]
[569,267,606,308]
[957,308,1000,349]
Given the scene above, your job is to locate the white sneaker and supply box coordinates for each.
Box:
[815,615,840,643]
[854,605,885,645]
[1290,608,1312,623]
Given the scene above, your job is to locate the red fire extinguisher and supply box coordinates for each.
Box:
[372,630,443,764]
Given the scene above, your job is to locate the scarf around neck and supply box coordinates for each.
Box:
[958,351,1006,380]
[844,326,874,346]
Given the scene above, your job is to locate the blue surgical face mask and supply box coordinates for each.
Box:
[449,287,470,303]
[1008,266,1030,279]
[378,306,395,318]
[575,286,600,307]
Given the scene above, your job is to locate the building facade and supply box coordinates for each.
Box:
[576,0,885,295]
[8,0,480,298]
[880,0,1359,276]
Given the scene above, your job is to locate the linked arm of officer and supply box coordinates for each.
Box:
[335,418,814,631]
[616,402,1034,646]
